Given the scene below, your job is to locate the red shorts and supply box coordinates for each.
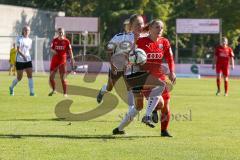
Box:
[50,58,66,74]
[216,63,229,76]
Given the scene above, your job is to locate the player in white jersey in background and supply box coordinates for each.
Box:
[9,26,35,96]
[96,14,145,112]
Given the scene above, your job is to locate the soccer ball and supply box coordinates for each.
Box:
[129,48,147,65]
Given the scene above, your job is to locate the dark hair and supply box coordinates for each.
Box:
[57,27,64,32]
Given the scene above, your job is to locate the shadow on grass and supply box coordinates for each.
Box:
[0,134,161,140]
[0,119,121,123]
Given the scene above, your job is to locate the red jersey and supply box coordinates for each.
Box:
[51,37,72,64]
[137,36,174,79]
[215,45,234,65]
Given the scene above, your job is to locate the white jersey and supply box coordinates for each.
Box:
[108,32,143,75]
[109,32,135,55]
[16,36,32,62]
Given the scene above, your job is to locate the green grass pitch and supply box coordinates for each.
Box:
[0,72,240,160]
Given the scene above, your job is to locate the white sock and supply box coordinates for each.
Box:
[145,86,164,117]
[146,96,161,117]
[118,107,139,131]
[10,78,18,89]
[100,84,107,94]
[127,90,135,106]
[128,105,134,112]
[28,78,34,93]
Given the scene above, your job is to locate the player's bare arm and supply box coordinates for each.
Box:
[230,57,234,70]
[69,49,75,68]
[169,72,176,84]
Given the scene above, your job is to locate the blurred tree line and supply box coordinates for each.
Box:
[1,0,240,59]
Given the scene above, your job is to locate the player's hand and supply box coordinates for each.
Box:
[112,67,118,75]
[52,49,57,55]
[23,55,27,61]
[168,72,176,84]
[111,65,118,75]
[71,58,75,67]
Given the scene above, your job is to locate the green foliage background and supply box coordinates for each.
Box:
[1,0,240,58]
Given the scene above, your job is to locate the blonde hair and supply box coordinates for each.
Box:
[143,19,164,32]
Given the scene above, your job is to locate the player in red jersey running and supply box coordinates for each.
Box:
[212,37,234,96]
[48,27,75,97]
[112,19,176,136]
[137,19,176,137]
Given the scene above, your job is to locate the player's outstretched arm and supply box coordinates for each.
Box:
[230,57,234,70]
[69,49,75,68]
[169,72,176,84]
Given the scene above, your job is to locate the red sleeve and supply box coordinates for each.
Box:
[163,39,175,72]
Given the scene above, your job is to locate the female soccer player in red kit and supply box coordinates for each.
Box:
[212,37,234,96]
[138,19,176,137]
[49,28,75,97]
[113,19,176,137]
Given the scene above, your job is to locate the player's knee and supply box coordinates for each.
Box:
[61,78,66,83]
[27,75,32,79]
[224,76,228,81]
[135,98,143,111]
[162,99,170,113]
[157,96,164,108]
[135,105,143,111]
[17,77,22,81]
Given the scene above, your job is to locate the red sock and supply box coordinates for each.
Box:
[61,79,67,94]
[161,111,170,131]
[224,80,228,94]
[217,78,220,91]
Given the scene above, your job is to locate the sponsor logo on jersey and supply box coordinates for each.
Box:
[147,53,163,59]
[55,46,65,50]
[219,52,228,57]
[159,44,163,49]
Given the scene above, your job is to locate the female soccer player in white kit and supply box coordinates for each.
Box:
[96,14,145,111]
[9,26,35,96]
